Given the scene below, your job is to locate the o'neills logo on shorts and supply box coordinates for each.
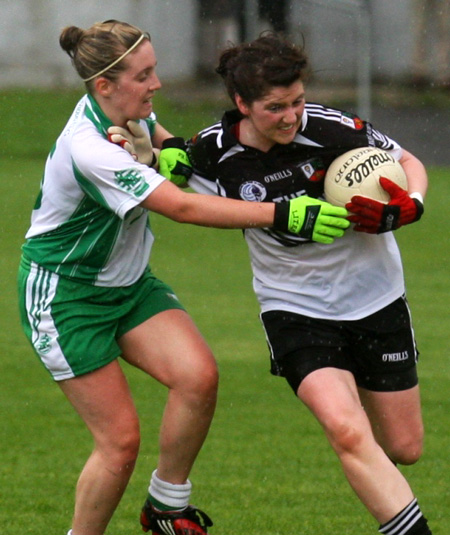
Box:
[382,351,409,362]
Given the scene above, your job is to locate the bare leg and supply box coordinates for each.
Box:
[118,309,218,484]
[298,368,415,524]
[59,360,140,535]
[358,385,424,465]
[60,309,217,534]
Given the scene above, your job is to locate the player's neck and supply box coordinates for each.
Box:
[237,118,274,153]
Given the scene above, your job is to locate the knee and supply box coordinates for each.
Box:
[188,356,219,397]
[119,426,141,462]
[102,420,141,470]
[193,368,219,410]
[186,356,219,401]
[387,436,424,465]
[328,420,367,456]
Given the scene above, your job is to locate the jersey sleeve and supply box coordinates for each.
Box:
[370,126,403,160]
[71,125,165,219]
[186,130,223,196]
[304,103,403,159]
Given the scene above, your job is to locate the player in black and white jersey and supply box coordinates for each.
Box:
[18,22,351,535]
[156,34,432,535]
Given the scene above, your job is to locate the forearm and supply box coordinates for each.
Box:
[142,180,275,229]
[400,149,428,198]
[172,194,275,228]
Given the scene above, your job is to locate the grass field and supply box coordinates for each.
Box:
[0,89,448,534]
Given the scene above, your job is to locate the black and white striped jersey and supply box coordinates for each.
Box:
[187,103,406,320]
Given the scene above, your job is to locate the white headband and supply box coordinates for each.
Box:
[83,33,146,82]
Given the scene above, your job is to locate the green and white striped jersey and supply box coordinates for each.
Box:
[22,94,165,286]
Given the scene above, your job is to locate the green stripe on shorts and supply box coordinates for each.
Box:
[18,256,185,381]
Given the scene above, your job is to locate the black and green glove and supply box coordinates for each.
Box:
[274,196,350,244]
[158,137,193,186]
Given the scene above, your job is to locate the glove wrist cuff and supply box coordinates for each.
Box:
[273,202,289,232]
[409,191,424,205]
[162,136,187,150]
[409,192,424,222]
[149,151,158,167]
[411,197,424,222]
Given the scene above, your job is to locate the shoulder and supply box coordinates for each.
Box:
[188,111,242,174]
[187,123,222,175]
[192,119,224,149]
[191,109,242,149]
[305,102,364,129]
[70,119,110,165]
[302,102,399,151]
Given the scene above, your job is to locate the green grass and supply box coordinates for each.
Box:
[0,90,448,534]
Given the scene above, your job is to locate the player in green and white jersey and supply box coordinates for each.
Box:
[17,21,351,535]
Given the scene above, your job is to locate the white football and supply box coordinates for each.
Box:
[324,147,407,207]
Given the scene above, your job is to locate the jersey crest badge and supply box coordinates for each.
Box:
[115,168,149,196]
[341,113,364,130]
[35,334,53,355]
[239,181,267,202]
[300,159,325,182]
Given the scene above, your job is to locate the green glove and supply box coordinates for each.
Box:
[108,121,157,167]
[158,137,193,186]
[274,196,350,244]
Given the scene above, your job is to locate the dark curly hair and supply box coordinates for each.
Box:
[216,33,309,105]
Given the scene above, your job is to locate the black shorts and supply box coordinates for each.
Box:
[260,296,419,393]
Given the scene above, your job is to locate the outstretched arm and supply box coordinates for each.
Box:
[141,180,350,243]
[141,179,276,229]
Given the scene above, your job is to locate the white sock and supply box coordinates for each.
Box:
[149,469,192,510]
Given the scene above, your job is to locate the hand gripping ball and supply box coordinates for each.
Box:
[324,147,407,207]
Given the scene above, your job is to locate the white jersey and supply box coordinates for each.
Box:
[23,94,165,286]
[187,105,406,321]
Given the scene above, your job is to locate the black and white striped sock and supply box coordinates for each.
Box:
[379,498,432,535]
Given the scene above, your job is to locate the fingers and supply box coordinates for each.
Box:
[108,133,129,149]
[107,127,132,149]
[347,206,380,221]
[108,126,131,139]
[107,134,137,160]
[126,120,148,140]
[313,225,346,243]
[346,194,384,211]
[313,214,351,244]
[321,215,351,229]
[107,121,146,140]
[108,126,128,135]
[317,226,347,238]
[317,222,348,236]
[321,204,349,217]
[379,176,403,196]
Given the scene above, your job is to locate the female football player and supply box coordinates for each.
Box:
[17,22,350,535]
[154,34,432,535]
